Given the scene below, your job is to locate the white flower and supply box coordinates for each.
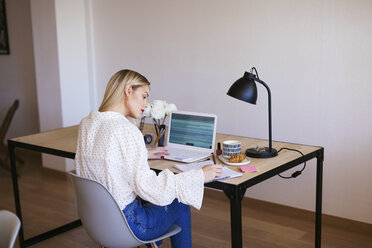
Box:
[165,103,177,115]
[151,103,166,120]
[142,105,151,118]
[152,100,166,108]
[141,100,177,122]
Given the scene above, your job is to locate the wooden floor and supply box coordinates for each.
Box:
[1,150,371,248]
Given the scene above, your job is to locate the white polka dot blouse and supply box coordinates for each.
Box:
[75,111,205,210]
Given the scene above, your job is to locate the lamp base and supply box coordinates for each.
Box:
[245,147,278,158]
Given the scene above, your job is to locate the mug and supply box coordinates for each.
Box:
[222,140,242,158]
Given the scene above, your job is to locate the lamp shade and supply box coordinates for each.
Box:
[226,72,257,105]
[226,68,278,158]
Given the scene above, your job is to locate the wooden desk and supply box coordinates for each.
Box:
[8,125,324,248]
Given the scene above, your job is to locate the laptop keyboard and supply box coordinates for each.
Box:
[167,148,210,161]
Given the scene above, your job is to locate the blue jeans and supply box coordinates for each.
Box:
[123,197,192,248]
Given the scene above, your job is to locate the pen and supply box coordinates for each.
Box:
[154,128,166,144]
[214,176,229,181]
[211,152,216,164]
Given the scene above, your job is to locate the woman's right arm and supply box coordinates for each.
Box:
[118,127,208,209]
[202,164,223,183]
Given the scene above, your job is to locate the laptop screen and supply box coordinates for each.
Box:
[168,113,216,149]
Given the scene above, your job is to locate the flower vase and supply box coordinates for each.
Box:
[155,124,166,147]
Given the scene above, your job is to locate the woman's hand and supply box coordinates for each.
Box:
[202,164,223,183]
[147,147,169,160]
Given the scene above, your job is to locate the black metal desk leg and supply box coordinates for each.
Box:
[8,143,25,247]
[224,186,246,248]
[315,149,324,248]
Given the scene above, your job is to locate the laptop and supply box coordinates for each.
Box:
[163,111,217,163]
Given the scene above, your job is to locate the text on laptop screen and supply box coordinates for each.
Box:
[169,113,215,149]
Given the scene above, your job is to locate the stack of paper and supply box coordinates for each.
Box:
[174,160,242,181]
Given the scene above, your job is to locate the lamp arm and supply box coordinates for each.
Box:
[255,78,273,152]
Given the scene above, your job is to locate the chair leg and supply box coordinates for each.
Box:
[0,152,20,177]
[0,157,10,173]
[98,245,104,248]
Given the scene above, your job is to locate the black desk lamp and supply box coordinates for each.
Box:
[227,67,278,158]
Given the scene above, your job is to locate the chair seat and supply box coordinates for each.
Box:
[144,224,181,243]
[68,173,182,248]
[0,210,21,248]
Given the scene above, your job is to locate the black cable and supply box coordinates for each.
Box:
[277,147,306,179]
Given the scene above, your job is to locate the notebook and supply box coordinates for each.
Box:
[174,160,243,181]
[163,111,217,163]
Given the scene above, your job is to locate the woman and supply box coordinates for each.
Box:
[75,69,222,247]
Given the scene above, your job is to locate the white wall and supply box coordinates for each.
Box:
[0,0,39,140]
[54,0,92,127]
[30,0,62,132]
[30,0,92,171]
[26,0,372,224]
[88,0,372,224]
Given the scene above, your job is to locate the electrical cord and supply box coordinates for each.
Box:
[277,147,306,179]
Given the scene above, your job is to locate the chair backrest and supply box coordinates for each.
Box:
[0,210,21,248]
[68,172,144,248]
[0,100,19,144]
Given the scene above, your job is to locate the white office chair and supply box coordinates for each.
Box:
[68,172,181,248]
[0,210,21,248]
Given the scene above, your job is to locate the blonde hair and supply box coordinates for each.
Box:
[99,69,150,112]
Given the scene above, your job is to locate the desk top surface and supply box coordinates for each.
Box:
[10,125,322,186]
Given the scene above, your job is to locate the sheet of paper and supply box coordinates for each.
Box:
[174,160,243,181]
